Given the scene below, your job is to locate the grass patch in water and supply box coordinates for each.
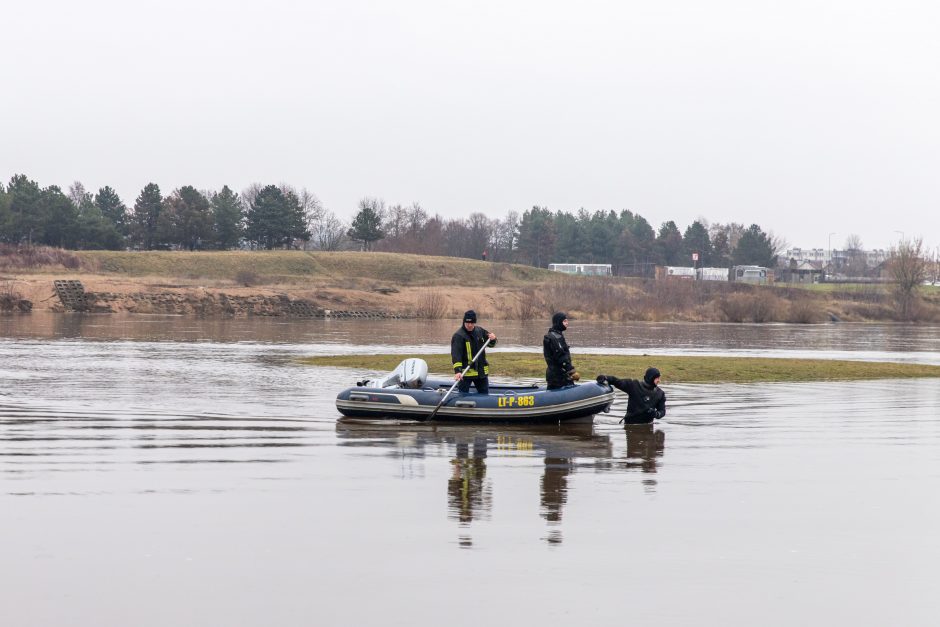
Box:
[301,352,940,383]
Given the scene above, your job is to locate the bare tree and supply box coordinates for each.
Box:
[844,234,863,251]
[384,204,409,242]
[491,210,519,261]
[241,183,263,208]
[406,202,427,236]
[309,209,347,251]
[466,212,492,260]
[843,233,867,277]
[279,185,321,217]
[709,222,747,250]
[68,181,92,207]
[768,230,788,257]
[889,237,927,320]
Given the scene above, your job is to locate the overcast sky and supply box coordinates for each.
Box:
[2,0,938,252]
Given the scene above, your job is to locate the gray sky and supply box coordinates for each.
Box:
[2,0,938,252]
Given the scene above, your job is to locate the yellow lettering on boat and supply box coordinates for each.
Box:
[498,395,535,408]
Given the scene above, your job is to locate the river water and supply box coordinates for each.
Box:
[2,314,939,626]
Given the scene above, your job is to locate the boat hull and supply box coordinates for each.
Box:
[335,379,615,423]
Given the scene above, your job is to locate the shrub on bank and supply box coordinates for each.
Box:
[786,299,827,324]
[0,244,90,271]
[514,288,542,320]
[414,289,449,319]
[234,270,261,286]
[0,279,31,312]
[718,292,785,323]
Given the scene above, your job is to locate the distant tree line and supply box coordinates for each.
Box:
[1,173,783,270]
[0,175,343,252]
[358,201,783,273]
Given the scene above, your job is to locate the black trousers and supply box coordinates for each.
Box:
[457,375,489,394]
[546,369,570,390]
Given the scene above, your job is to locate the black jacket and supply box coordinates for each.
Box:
[451,326,497,377]
[605,376,666,423]
[543,328,573,376]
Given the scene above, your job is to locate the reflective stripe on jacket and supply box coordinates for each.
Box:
[450,325,496,377]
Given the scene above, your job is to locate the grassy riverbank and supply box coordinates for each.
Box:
[302,353,940,383]
[73,250,552,285]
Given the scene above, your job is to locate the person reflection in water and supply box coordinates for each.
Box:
[540,457,572,545]
[447,438,491,527]
[624,424,666,474]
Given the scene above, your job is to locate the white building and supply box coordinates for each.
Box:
[785,247,889,268]
[548,263,612,276]
[662,266,696,279]
[731,265,771,284]
[697,267,730,281]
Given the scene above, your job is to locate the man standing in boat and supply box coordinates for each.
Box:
[451,310,497,394]
[596,368,666,424]
[544,312,578,389]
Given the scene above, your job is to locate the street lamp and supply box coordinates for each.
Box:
[828,232,837,272]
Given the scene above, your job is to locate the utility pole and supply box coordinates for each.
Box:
[828,232,837,276]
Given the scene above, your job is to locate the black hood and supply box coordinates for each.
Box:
[551,312,567,333]
[643,367,661,387]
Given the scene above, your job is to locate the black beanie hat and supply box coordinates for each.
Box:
[551,312,568,329]
[463,310,477,323]
[644,367,661,386]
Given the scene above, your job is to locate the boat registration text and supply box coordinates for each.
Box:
[497,395,535,408]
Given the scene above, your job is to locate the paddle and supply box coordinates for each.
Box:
[425,339,493,422]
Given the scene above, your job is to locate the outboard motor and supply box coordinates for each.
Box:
[368,358,429,389]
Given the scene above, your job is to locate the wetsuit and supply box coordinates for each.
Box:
[602,375,666,424]
[543,316,574,390]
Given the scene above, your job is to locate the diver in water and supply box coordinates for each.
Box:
[596,367,666,424]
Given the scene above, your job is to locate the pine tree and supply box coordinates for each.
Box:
[132,183,163,250]
[732,224,777,267]
[711,231,732,267]
[211,185,244,249]
[158,186,212,250]
[656,221,683,265]
[281,188,312,248]
[4,174,43,245]
[39,185,80,248]
[246,185,309,249]
[95,186,129,235]
[682,221,712,266]
[346,198,385,251]
[0,183,10,240]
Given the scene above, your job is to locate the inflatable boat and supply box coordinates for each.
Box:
[335,358,615,423]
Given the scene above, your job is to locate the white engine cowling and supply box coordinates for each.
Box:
[370,358,429,389]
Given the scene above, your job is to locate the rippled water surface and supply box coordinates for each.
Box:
[2,314,939,626]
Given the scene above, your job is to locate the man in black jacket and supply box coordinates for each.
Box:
[451,310,497,394]
[597,367,666,424]
[543,312,577,389]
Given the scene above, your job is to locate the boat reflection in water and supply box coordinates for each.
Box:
[335,419,666,546]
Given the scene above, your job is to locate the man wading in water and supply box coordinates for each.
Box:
[451,310,497,394]
[596,368,666,424]
[543,312,579,389]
